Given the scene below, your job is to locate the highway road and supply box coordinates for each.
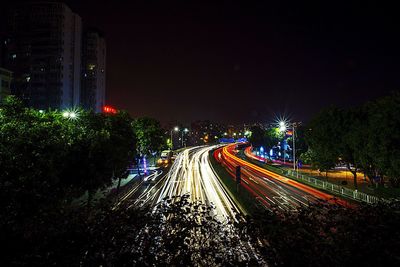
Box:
[115,145,244,222]
[215,143,349,211]
[156,145,243,221]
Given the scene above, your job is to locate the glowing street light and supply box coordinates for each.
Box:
[62,109,79,120]
[69,112,77,119]
[182,128,189,147]
[170,126,180,150]
[279,121,287,132]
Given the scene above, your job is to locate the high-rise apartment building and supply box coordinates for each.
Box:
[5,2,82,110]
[81,30,106,112]
[0,67,12,101]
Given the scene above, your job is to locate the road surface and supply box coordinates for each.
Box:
[156,145,243,221]
[215,143,350,211]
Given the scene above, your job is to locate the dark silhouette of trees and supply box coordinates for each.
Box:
[305,92,400,187]
[249,200,400,267]
[249,125,283,151]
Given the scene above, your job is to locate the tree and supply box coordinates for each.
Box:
[305,107,342,174]
[0,96,72,219]
[332,109,360,188]
[61,111,137,207]
[103,111,136,194]
[248,126,265,148]
[249,126,282,149]
[367,92,400,187]
[290,125,308,160]
[264,127,283,150]
[248,200,400,267]
[132,117,164,156]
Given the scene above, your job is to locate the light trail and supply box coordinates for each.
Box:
[113,170,164,210]
[156,145,242,221]
[215,144,350,210]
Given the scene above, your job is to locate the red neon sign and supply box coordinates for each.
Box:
[103,105,117,114]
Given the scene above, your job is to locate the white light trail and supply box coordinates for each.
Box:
[156,145,241,222]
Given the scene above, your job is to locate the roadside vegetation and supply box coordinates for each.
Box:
[248,92,400,197]
[2,95,400,266]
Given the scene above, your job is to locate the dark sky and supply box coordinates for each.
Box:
[3,1,400,124]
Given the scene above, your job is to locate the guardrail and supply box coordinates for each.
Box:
[245,150,384,204]
[282,169,381,204]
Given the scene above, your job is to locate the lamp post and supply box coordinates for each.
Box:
[278,121,287,163]
[182,128,189,147]
[292,122,296,171]
[170,126,179,150]
[279,120,297,171]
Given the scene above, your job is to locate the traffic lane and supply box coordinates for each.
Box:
[156,146,241,221]
[221,153,310,211]
[221,144,350,207]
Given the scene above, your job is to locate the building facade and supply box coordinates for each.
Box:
[81,30,106,113]
[0,67,12,101]
[5,2,82,110]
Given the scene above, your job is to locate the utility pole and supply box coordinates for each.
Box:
[293,122,296,171]
[170,130,173,150]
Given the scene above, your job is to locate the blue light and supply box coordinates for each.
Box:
[143,156,147,175]
[260,146,264,153]
[219,138,235,143]
[270,149,273,157]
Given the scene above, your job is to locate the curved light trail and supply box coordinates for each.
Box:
[156,145,242,221]
[215,143,350,210]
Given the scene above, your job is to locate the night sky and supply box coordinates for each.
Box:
[3,1,400,124]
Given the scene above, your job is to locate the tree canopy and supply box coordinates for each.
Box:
[305,92,400,187]
[133,117,165,156]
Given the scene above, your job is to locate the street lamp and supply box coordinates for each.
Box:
[182,128,189,147]
[69,112,77,119]
[62,109,79,120]
[279,121,287,132]
[277,120,297,170]
[292,122,297,172]
[170,127,179,150]
[278,120,288,163]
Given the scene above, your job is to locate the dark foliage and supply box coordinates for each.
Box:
[305,92,400,187]
[248,201,400,267]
